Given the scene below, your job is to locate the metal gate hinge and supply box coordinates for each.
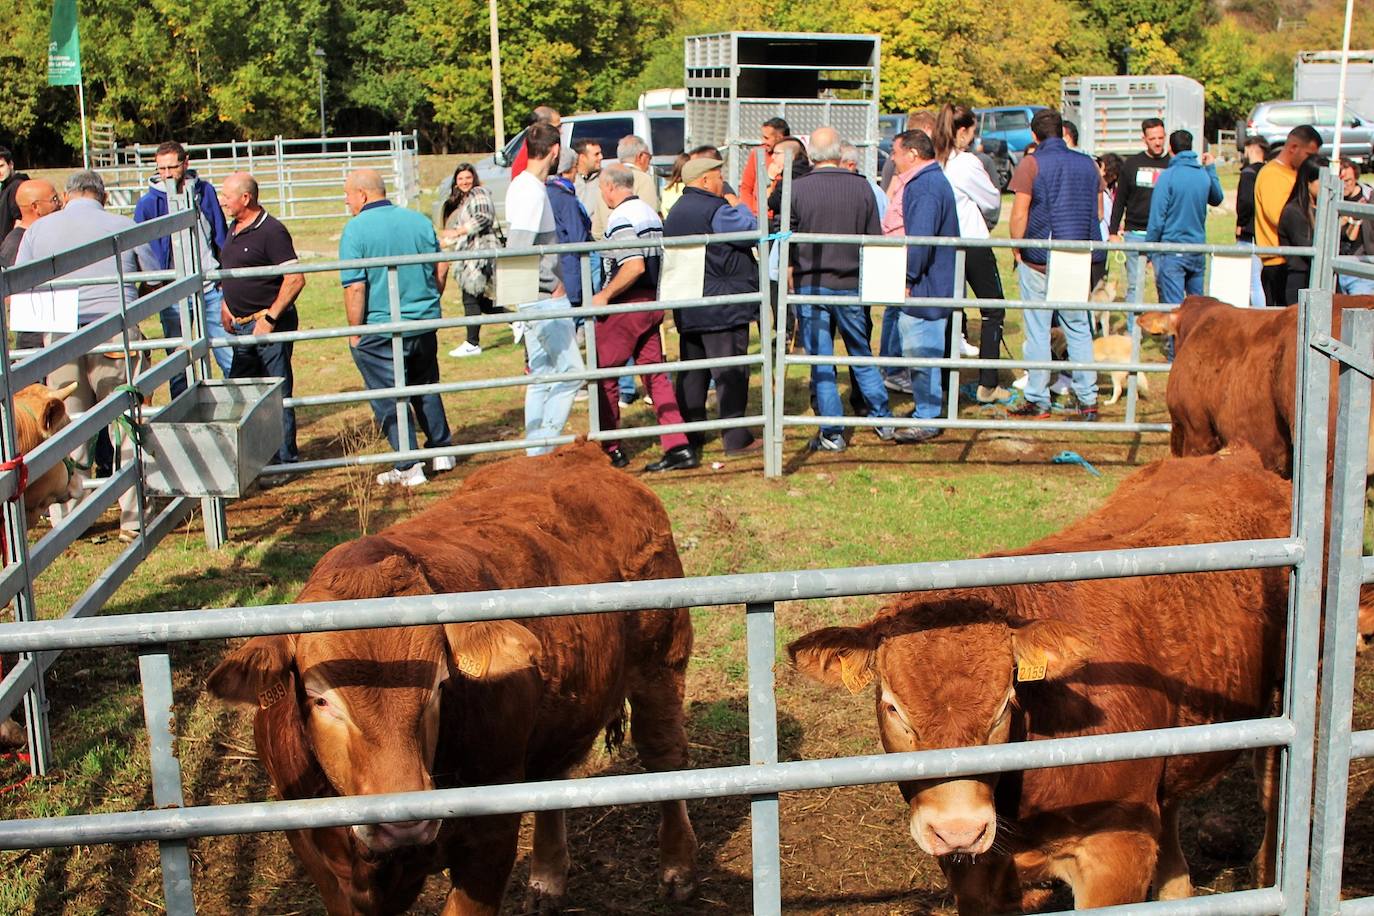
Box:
[1310,334,1374,379]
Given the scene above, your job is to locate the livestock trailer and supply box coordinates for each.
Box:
[1060,75,1205,157]
[1295,50,1374,122]
[684,31,881,188]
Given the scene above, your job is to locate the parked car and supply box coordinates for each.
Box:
[974,105,1047,163]
[440,111,687,224]
[973,136,1014,192]
[876,112,905,176]
[1242,100,1374,167]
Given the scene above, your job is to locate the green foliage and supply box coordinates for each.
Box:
[1076,0,1213,72]
[1185,19,1289,125]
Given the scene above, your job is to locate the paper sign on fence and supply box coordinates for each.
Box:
[1208,254,1253,308]
[860,245,907,304]
[1046,250,1092,304]
[9,288,79,333]
[495,256,541,308]
[659,246,706,303]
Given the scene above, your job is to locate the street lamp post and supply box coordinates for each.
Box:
[312,47,327,139]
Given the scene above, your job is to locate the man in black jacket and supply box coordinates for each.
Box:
[0,148,31,239]
[662,157,762,457]
[1108,118,1170,305]
[1235,135,1268,307]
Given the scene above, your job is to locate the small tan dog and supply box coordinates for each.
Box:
[1094,334,1150,405]
[1090,278,1119,337]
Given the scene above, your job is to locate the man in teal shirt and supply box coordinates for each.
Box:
[340,169,454,487]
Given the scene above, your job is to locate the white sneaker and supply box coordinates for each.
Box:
[960,336,980,357]
[431,455,457,473]
[448,342,481,358]
[1012,373,1028,390]
[1049,374,1072,395]
[512,321,527,344]
[375,464,427,487]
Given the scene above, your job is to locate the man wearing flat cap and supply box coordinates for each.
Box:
[661,155,762,458]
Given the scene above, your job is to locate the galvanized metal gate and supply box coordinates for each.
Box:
[0,170,1370,913]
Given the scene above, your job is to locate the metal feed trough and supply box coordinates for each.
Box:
[142,378,284,498]
[1,166,1373,913]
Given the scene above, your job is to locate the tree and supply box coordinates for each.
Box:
[1076,0,1212,73]
[1184,18,1288,127]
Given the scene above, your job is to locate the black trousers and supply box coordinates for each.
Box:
[462,290,507,345]
[1262,263,1290,308]
[963,246,1006,389]
[1284,269,1310,311]
[675,325,755,452]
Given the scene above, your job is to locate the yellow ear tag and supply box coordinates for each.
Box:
[839,654,873,694]
[457,653,486,679]
[1016,654,1047,683]
[258,681,287,709]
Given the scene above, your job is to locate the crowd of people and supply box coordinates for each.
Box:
[1,103,1371,497]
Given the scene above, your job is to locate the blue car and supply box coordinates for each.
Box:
[974,105,1047,162]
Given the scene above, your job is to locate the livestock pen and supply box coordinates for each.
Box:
[0,169,1371,913]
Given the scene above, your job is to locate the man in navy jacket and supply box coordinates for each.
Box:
[897,129,959,444]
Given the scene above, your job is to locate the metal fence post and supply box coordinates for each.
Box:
[1310,308,1374,911]
[746,601,781,915]
[946,250,967,419]
[274,136,289,218]
[756,152,777,478]
[386,267,413,465]
[138,648,196,914]
[770,154,794,471]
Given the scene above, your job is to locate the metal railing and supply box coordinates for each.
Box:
[0,165,1371,913]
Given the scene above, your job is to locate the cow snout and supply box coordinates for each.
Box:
[910,809,997,857]
[353,818,440,852]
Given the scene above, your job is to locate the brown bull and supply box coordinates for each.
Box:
[790,448,1289,912]
[208,441,697,915]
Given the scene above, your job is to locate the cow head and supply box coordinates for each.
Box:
[12,382,81,522]
[208,549,541,855]
[789,598,1092,858]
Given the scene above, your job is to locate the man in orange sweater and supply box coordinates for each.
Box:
[739,117,790,215]
[1253,124,1321,307]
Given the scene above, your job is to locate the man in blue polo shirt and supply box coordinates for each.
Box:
[340,169,454,487]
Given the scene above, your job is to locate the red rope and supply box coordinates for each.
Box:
[0,454,28,557]
[0,654,32,794]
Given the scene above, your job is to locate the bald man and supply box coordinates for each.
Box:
[0,179,61,268]
[340,168,454,487]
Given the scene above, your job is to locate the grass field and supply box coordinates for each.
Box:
[1,159,1371,914]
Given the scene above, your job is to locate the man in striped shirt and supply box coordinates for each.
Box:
[590,165,695,472]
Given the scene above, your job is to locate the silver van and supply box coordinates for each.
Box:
[441,111,686,224]
[1242,100,1374,167]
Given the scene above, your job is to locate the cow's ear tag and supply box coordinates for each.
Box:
[1016,654,1047,683]
[839,654,873,694]
[456,653,487,679]
[258,681,287,709]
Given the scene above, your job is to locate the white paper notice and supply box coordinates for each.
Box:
[9,289,79,333]
[659,246,706,303]
[860,245,907,304]
[1208,254,1253,308]
[1046,250,1092,304]
[495,256,541,308]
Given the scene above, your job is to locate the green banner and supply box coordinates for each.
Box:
[47,0,81,86]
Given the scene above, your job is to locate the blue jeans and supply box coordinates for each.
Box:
[160,286,233,398]
[350,331,452,470]
[896,312,947,424]
[1338,271,1374,296]
[1018,263,1096,408]
[619,359,638,403]
[1153,252,1206,305]
[1249,250,1267,308]
[227,324,297,464]
[879,306,903,377]
[519,296,584,455]
[1124,230,1150,305]
[797,287,891,440]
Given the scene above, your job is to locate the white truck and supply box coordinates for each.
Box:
[1294,51,1374,121]
[1060,75,1205,156]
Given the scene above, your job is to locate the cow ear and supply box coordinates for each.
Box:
[444,621,541,680]
[41,392,72,435]
[1009,620,1093,682]
[788,626,879,694]
[1137,311,1176,337]
[207,636,297,706]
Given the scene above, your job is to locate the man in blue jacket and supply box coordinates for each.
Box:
[897,129,959,444]
[133,141,232,390]
[1145,130,1224,306]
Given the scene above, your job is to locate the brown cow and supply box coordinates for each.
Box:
[207,441,697,915]
[1140,294,1374,479]
[0,381,82,750]
[789,448,1288,912]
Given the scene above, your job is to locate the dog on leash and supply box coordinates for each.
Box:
[1090,278,1119,338]
[1094,333,1149,405]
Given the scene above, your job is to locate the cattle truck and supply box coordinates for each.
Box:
[1294,50,1374,121]
[684,31,881,189]
[1060,75,1205,157]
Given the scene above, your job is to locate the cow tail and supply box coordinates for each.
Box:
[604,702,628,755]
